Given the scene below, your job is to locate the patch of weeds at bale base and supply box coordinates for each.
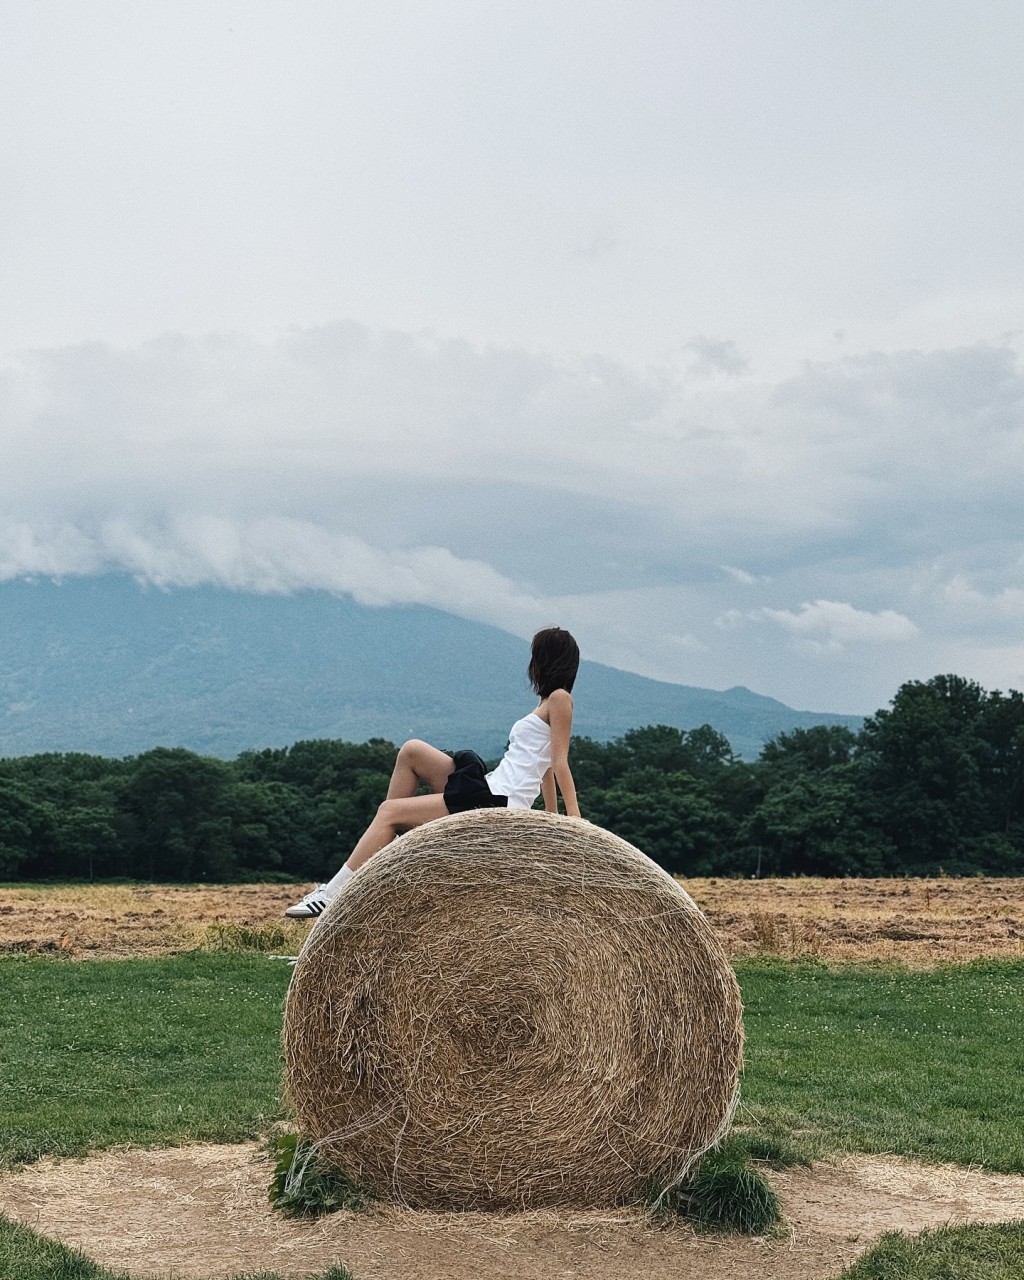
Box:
[268,1133,374,1217]
[834,1220,1024,1279]
[643,1139,783,1235]
[688,1157,781,1235]
[0,1213,357,1280]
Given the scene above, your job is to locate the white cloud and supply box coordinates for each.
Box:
[0,515,545,633]
[761,600,919,651]
[6,331,1021,563]
[1,5,1024,716]
[942,574,1024,618]
[0,522,103,580]
[2,325,1023,712]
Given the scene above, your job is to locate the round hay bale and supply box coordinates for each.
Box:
[283,808,743,1210]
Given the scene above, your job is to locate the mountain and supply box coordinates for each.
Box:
[0,576,862,760]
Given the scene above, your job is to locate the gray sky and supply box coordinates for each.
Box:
[2,1,1024,713]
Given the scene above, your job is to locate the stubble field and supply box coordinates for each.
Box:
[1,874,1021,965]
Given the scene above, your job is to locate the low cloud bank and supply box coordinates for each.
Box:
[2,323,1023,708]
[0,515,545,634]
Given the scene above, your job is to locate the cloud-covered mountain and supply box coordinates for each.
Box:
[0,577,862,761]
[3,325,1023,712]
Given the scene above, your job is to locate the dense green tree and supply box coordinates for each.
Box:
[561,735,614,792]
[584,766,731,875]
[0,778,58,879]
[227,780,317,879]
[3,673,1024,881]
[681,723,736,776]
[238,738,395,797]
[858,675,994,872]
[617,725,694,775]
[0,753,128,878]
[760,724,858,774]
[978,688,1024,845]
[743,768,890,876]
[118,748,238,880]
[54,804,122,879]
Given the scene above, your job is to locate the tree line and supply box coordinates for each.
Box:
[1,674,1022,882]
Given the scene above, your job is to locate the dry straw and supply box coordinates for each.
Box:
[283,808,743,1210]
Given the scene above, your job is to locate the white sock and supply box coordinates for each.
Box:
[324,864,355,898]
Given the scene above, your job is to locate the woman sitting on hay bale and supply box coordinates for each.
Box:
[285,626,581,918]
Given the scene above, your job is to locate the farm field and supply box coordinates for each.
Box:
[2,874,1023,964]
[1,880,1023,1279]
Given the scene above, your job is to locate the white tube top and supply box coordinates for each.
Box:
[485,712,552,809]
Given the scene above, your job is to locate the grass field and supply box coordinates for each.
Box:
[2,952,1022,1174]
[0,954,285,1167]
[740,960,1024,1172]
[836,1221,1024,1279]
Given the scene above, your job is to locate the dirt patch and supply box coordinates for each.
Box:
[1,1143,1023,1280]
[2,878,1023,966]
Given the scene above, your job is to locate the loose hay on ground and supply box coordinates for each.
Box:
[3,877,1021,965]
[283,809,744,1210]
[5,1144,1024,1280]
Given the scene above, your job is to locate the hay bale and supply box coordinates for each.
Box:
[283,808,743,1210]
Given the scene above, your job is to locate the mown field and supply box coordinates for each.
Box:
[1,878,1023,1280]
[2,875,1023,964]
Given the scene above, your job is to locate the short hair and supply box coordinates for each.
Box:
[528,627,580,698]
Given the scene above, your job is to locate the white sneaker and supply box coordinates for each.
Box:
[284,884,331,918]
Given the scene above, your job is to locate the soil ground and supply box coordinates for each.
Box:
[2,876,1022,965]
[2,1142,1023,1280]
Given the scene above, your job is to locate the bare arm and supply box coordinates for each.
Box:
[540,768,557,812]
[547,689,580,818]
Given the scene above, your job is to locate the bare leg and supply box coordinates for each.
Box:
[347,793,449,870]
[290,742,455,914]
[386,739,455,799]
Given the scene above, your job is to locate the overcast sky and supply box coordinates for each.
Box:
[2,1,1023,714]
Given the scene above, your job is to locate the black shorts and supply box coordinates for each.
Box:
[443,750,509,814]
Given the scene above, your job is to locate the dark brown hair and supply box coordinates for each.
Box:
[528,626,580,698]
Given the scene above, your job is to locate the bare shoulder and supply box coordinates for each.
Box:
[547,688,574,716]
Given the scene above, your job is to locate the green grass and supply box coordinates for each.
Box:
[0,1215,356,1280]
[645,1139,784,1234]
[737,959,1024,1173]
[2,954,1023,1178]
[834,1221,1024,1278]
[732,1129,814,1168]
[0,1214,126,1280]
[268,1133,374,1217]
[0,953,291,1167]
[686,1157,781,1234]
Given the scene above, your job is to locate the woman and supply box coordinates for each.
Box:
[285,626,581,917]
